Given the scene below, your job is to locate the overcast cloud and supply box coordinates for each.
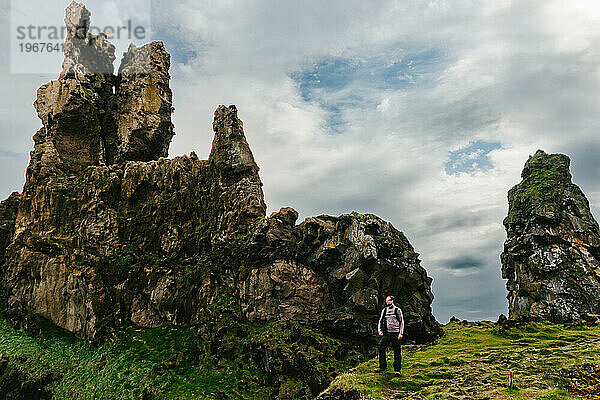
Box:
[1,0,600,323]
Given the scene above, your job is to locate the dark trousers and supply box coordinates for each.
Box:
[378,333,402,372]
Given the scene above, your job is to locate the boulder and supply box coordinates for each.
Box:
[241,211,442,344]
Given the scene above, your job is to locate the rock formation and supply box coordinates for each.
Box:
[2,105,265,340]
[0,1,441,347]
[60,1,115,79]
[30,0,173,179]
[115,42,174,163]
[501,150,600,322]
[240,211,439,343]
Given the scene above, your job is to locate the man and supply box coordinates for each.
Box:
[374,295,404,376]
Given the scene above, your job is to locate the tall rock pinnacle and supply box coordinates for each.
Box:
[208,105,266,236]
[501,150,600,322]
[28,0,173,180]
[210,105,260,175]
[115,42,174,162]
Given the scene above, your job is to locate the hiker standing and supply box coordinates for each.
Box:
[375,295,404,375]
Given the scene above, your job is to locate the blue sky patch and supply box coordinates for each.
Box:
[151,24,199,64]
[292,58,358,102]
[445,141,502,175]
[290,47,445,129]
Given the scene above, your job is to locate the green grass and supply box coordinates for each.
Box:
[0,318,271,399]
[319,320,600,399]
[0,294,362,400]
[6,311,598,400]
[350,211,379,221]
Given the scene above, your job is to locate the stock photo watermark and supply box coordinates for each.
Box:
[10,0,152,74]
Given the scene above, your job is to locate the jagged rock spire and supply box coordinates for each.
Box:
[115,42,174,162]
[27,1,174,179]
[208,105,267,235]
[501,150,600,322]
[209,105,260,175]
[60,1,116,79]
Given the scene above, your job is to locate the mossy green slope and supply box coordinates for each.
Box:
[319,320,600,399]
[0,294,363,400]
[2,309,600,400]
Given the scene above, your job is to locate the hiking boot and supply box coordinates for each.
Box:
[373,368,386,373]
[394,371,402,377]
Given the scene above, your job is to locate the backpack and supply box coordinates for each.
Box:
[380,306,400,334]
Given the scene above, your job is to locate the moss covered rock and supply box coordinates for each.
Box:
[502,150,600,322]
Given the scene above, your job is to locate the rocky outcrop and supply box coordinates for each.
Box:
[0,1,440,345]
[501,150,600,322]
[28,0,173,179]
[240,211,441,344]
[3,113,439,342]
[2,106,266,340]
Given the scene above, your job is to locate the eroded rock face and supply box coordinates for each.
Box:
[29,1,173,178]
[239,259,330,323]
[501,150,600,322]
[0,1,440,345]
[32,76,114,174]
[116,42,174,162]
[241,211,442,343]
[0,193,19,265]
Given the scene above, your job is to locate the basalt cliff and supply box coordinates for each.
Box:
[0,0,440,380]
[501,150,600,322]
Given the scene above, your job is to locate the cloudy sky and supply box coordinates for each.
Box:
[2,0,600,323]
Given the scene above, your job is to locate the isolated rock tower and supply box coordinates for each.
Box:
[501,150,600,322]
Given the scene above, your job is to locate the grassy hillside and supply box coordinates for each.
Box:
[3,313,599,400]
[319,320,600,399]
[0,295,362,399]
